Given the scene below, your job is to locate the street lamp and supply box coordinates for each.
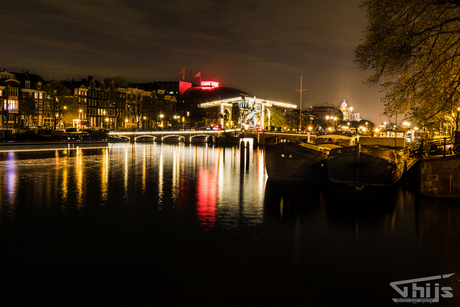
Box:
[326,116,337,131]
[159,114,164,128]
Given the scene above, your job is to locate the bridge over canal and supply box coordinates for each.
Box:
[108,129,314,146]
[108,129,228,143]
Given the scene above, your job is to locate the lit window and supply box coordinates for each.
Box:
[8,99,18,110]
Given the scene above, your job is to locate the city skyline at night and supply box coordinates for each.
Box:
[1,0,385,124]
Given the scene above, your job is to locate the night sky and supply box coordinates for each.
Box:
[1,0,385,124]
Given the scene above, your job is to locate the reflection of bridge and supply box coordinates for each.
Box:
[109,129,314,146]
[108,129,227,143]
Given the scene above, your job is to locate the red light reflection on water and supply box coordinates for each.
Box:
[196,168,217,229]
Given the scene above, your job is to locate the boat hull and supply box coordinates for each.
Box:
[265,142,328,184]
[327,145,413,187]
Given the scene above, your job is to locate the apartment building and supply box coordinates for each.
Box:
[0,70,45,128]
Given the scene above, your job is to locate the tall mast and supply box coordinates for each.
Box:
[295,76,307,132]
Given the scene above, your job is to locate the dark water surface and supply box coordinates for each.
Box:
[0,143,459,306]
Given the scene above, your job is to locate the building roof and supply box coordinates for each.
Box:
[180,85,251,103]
[7,71,45,89]
[62,76,107,91]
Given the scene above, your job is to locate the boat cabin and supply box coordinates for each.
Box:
[314,134,357,147]
[359,136,407,148]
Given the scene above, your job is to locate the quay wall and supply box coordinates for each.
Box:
[0,141,110,152]
[419,155,460,199]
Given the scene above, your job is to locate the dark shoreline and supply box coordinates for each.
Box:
[0,140,112,152]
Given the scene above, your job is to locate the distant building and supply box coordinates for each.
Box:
[310,106,340,120]
[180,80,251,127]
[0,69,45,128]
[340,99,361,122]
[348,109,361,121]
[63,76,119,129]
[0,67,293,130]
[340,100,348,120]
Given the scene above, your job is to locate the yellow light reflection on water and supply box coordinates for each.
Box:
[142,145,147,193]
[171,144,181,203]
[75,148,84,209]
[100,148,109,202]
[124,145,129,197]
[257,148,266,200]
[158,145,164,207]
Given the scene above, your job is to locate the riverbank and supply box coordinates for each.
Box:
[0,141,112,152]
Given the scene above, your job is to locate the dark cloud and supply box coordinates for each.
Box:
[1,0,385,124]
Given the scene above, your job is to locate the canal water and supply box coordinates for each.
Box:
[0,142,459,306]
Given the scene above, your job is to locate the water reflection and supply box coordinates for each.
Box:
[197,168,218,228]
[1,143,460,305]
[76,148,84,209]
[2,152,17,219]
[2,143,459,237]
[0,144,269,229]
[101,148,109,201]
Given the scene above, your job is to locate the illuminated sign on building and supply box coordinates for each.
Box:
[200,81,220,90]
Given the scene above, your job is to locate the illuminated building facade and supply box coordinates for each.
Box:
[179,80,251,128]
[0,68,294,130]
[0,69,45,128]
[340,99,361,121]
[340,100,348,120]
[63,77,117,129]
[185,81,296,129]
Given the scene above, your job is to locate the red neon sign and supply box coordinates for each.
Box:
[200,80,220,89]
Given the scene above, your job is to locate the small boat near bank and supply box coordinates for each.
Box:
[264,134,357,184]
[327,136,418,187]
